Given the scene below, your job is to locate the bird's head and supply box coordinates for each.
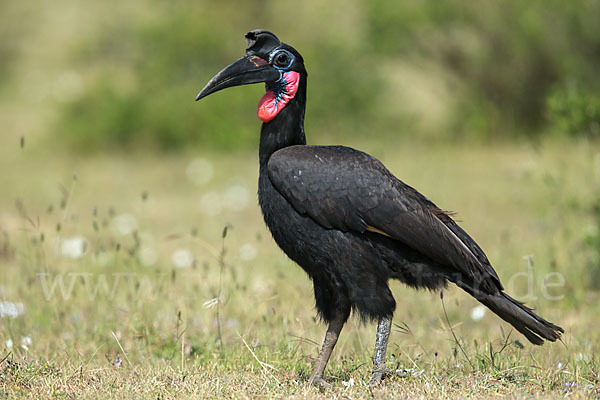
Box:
[196,30,306,123]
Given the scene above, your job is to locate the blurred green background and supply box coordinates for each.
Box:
[1,1,600,397]
[2,0,600,152]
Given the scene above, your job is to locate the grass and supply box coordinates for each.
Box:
[0,138,599,399]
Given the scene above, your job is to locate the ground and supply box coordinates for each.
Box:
[0,139,598,399]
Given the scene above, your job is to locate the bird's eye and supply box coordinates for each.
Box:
[271,49,294,69]
[275,52,289,66]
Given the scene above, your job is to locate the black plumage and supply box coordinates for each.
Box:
[196,30,563,386]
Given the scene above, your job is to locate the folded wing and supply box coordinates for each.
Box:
[267,145,502,293]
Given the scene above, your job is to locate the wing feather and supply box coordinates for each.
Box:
[268,145,502,292]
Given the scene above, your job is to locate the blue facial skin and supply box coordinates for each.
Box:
[267,75,293,104]
[266,49,296,102]
[269,49,295,70]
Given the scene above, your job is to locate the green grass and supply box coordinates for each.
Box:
[1,138,599,399]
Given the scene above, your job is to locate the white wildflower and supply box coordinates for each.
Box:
[470,305,486,321]
[20,336,32,350]
[0,301,25,318]
[55,236,88,259]
[239,243,257,261]
[224,184,249,211]
[95,251,113,267]
[342,377,354,387]
[139,246,158,267]
[111,214,138,235]
[186,158,214,185]
[200,192,222,216]
[396,368,424,377]
[172,249,194,268]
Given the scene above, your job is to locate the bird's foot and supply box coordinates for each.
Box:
[307,377,332,389]
[368,367,392,386]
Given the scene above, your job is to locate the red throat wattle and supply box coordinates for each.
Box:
[257,71,300,123]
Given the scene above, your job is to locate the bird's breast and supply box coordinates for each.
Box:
[258,170,335,275]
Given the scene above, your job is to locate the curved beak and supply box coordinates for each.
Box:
[195,55,280,101]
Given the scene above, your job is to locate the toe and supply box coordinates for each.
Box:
[308,377,332,389]
[369,367,392,385]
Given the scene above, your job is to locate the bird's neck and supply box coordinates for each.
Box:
[259,75,307,167]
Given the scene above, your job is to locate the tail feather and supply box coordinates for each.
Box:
[454,279,563,345]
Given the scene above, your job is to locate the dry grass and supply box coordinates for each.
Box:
[0,139,599,399]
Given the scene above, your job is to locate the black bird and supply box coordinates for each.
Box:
[195,30,563,386]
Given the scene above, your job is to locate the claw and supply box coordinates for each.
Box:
[307,377,332,389]
[368,367,392,385]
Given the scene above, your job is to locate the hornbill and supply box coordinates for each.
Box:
[195,30,563,386]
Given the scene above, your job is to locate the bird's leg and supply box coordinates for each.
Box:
[369,315,392,385]
[307,312,347,387]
